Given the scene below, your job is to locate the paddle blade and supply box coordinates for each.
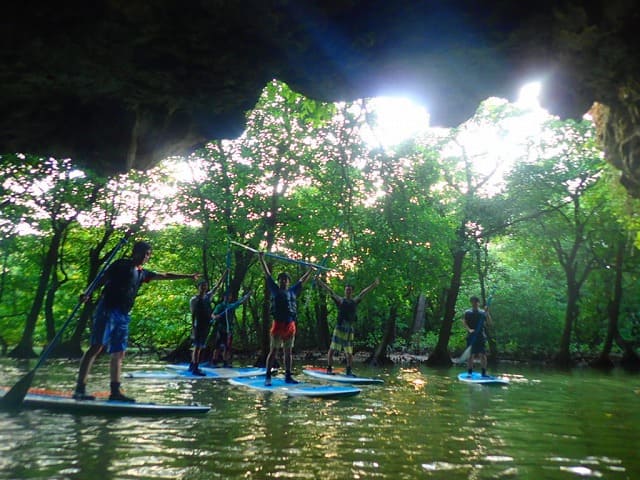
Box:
[453,345,471,365]
[0,368,36,410]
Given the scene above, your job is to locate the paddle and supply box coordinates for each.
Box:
[453,295,493,365]
[311,225,341,287]
[213,290,252,320]
[224,238,232,333]
[230,240,332,271]
[0,230,133,410]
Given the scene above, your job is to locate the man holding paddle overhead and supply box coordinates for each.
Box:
[259,252,315,386]
[462,296,492,378]
[316,277,379,377]
[73,241,199,402]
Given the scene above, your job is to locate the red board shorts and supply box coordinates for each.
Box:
[270,321,296,349]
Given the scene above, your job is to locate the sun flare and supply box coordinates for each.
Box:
[365,96,430,147]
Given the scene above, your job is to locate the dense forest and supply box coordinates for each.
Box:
[1,80,639,370]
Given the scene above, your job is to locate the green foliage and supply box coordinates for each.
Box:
[2,82,637,367]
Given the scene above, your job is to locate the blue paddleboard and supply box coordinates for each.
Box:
[228,376,361,398]
[458,372,509,385]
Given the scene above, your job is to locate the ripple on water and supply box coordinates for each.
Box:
[2,360,640,479]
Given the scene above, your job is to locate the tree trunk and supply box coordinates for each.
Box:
[555,267,579,368]
[9,233,62,358]
[367,305,397,366]
[44,265,61,342]
[592,239,640,370]
[315,288,330,350]
[426,237,466,366]
[0,238,11,305]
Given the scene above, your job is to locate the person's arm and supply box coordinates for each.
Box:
[484,308,492,327]
[152,272,200,281]
[354,278,380,302]
[298,267,315,285]
[316,277,341,303]
[211,301,225,320]
[258,252,271,278]
[218,290,252,316]
[236,290,252,305]
[208,269,229,295]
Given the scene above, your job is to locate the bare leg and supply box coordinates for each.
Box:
[110,351,125,384]
[284,347,293,373]
[76,344,104,387]
[284,347,298,383]
[191,347,199,365]
[108,351,134,401]
[264,345,275,385]
[74,344,104,399]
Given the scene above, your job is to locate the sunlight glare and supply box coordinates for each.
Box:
[366,96,430,147]
[517,82,542,109]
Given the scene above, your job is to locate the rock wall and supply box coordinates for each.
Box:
[2,1,639,194]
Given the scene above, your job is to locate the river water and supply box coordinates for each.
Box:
[1,357,638,479]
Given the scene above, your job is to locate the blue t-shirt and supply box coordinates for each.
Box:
[464,308,487,338]
[267,276,302,323]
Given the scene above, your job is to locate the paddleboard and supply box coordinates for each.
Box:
[228,376,361,398]
[126,366,267,380]
[457,372,509,386]
[0,387,210,415]
[303,367,384,385]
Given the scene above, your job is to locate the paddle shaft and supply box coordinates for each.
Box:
[230,240,332,270]
[0,231,133,409]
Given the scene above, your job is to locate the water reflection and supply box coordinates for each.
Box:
[1,359,639,479]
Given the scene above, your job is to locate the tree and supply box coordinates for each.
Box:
[504,119,606,366]
[6,156,98,358]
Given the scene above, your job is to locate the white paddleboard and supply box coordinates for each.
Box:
[303,367,384,385]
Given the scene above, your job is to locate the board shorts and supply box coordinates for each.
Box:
[91,300,130,354]
[467,333,486,354]
[213,330,230,351]
[330,323,354,354]
[270,321,296,349]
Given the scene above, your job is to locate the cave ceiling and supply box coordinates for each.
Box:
[2,1,640,194]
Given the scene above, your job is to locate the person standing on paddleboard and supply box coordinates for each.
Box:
[210,289,251,367]
[316,277,379,376]
[74,241,200,402]
[259,252,315,386]
[189,271,227,375]
[462,295,492,378]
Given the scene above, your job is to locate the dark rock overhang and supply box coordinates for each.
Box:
[2,1,639,194]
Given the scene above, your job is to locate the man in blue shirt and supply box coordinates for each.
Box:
[74,241,199,402]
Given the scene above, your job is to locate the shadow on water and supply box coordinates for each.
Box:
[1,357,639,479]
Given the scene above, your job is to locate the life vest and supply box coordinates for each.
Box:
[271,289,296,323]
[192,295,212,326]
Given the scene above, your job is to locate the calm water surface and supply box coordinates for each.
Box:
[1,357,638,479]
